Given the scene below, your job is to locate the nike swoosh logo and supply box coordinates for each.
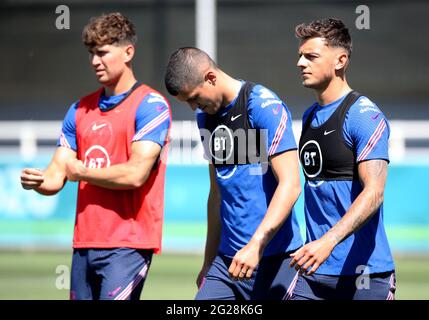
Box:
[324,129,336,135]
[92,123,107,131]
[156,105,165,112]
[272,104,281,115]
[231,114,242,121]
[371,113,381,120]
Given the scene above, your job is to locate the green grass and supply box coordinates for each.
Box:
[142,254,203,299]
[0,251,427,300]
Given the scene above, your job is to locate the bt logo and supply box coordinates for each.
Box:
[83,145,111,169]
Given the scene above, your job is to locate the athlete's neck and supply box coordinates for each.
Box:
[220,73,243,107]
[316,77,352,106]
[104,69,137,97]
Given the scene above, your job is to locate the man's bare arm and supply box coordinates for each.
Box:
[324,159,387,245]
[21,147,77,195]
[229,149,301,279]
[290,159,388,275]
[196,164,222,287]
[65,140,162,190]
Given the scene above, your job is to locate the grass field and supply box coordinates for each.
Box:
[0,251,427,300]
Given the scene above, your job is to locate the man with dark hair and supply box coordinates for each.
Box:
[165,47,303,300]
[20,12,171,300]
[289,18,396,300]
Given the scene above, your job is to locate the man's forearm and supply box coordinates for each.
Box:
[34,185,63,196]
[34,170,67,195]
[30,147,75,195]
[324,186,384,246]
[79,162,150,190]
[250,181,301,251]
[203,227,221,268]
[203,191,221,268]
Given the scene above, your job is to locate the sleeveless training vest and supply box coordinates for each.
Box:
[299,91,362,181]
[203,81,267,167]
[73,84,170,252]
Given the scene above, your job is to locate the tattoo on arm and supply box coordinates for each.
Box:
[325,160,387,245]
[362,159,386,181]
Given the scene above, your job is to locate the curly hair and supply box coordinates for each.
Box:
[82,12,137,49]
[295,18,352,57]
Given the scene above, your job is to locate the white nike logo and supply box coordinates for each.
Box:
[324,129,336,135]
[231,114,242,121]
[92,123,107,131]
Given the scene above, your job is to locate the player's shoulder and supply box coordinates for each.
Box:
[248,84,283,107]
[134,83,170,113]
[345,95,390,139]
[61,100,80,132]
[70,100,80,110]
[348,95,387,121]
[138,90,170,117]
[247,83,290,121]
[142,90,169,106]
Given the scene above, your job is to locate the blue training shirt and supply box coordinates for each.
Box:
[57,89,170,151]
[197,83,303,257]
[302,93,395,275]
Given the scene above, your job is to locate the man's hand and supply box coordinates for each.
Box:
[289,237,336,276]
[228,240,263,280]
[20,168,45,190]
[65,159,86,181]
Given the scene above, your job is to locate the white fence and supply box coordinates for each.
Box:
[0,120,428,163]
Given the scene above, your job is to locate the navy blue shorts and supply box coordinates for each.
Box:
[70,248,153,300]
[196,252,299,300]
[289,271,396,300]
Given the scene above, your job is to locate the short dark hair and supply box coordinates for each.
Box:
[82,12,137,49]
[295,18,352,57]
[164,47,217,96]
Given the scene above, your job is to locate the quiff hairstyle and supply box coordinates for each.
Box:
[295,18,352,57]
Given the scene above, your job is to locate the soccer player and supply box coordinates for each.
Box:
[164,47,303,300]
[20,12,171,300]
[289,18,396,299]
